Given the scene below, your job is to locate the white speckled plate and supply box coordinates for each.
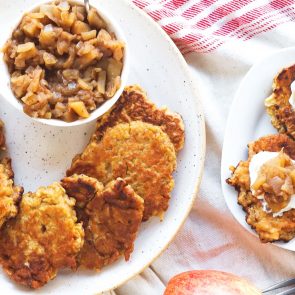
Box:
[0,0,205,293]
[221,47,295,251]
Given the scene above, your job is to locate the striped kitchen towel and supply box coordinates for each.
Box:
[132,0,295,54]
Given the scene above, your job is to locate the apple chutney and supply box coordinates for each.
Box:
[3,1,124,122]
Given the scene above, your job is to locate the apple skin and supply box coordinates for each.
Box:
[164,270,262,295]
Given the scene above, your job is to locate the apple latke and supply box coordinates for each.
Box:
[0,182,84,288]
[67,121,177,221]
[265,64,295,138]
[94,85,185,153]
[227,134,295,243]
[62,175,143,270]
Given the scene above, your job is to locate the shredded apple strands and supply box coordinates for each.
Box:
[3,0,124,122]
[251,151,295,213]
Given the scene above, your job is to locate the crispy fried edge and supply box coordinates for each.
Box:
[94,85,185,152]
[0,158,23,228]
[265,64,295,138]
[61,174,104,209]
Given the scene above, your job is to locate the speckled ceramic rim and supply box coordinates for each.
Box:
[0,0,130,127]
[92,1,206,293]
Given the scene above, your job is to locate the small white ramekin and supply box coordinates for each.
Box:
[0,0,129,127]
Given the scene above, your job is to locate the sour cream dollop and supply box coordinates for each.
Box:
[249,151,295,217]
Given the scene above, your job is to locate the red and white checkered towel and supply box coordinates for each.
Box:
[132,0,295,54]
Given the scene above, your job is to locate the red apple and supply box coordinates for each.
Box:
[164,270,261,295]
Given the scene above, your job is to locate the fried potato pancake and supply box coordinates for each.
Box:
[94,85,185,153]
[265,64,295,138]
[227,134,295,243]
[62,175,143,270]
[0,158,23,228]
[67,121,177,221]
[0,183,84,289]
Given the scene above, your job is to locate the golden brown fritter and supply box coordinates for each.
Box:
[265,64,295,138]
[61,174,104,209]
[94,85,185,153]
[0,120,5,150]
[0,158,23,228]
[227,134,295,243]
[81,178,143,270]
[67,121,177,221]
[0,182,84,289]
[62,176,143,270]
[61,174,104,225]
